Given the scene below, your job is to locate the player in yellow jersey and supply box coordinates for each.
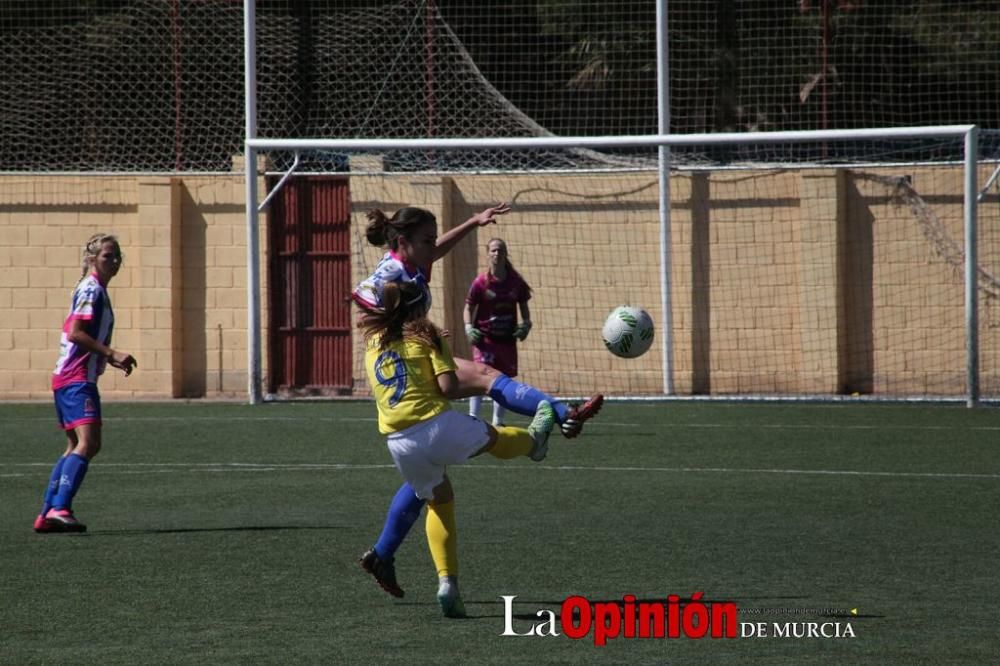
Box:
[360,280,555,618]
[357,203,602,603]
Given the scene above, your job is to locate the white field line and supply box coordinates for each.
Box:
[1,461,998,480]
[7,415,1000,431]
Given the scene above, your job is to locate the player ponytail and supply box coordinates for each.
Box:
[359,281,442,351]
[364,209,390,247]
[365,207,437,250]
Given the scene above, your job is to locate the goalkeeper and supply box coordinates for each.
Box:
[463,237,533,427]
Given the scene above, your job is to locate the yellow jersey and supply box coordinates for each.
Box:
[365,335,457,434]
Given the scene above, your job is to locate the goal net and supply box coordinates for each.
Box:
[253,128,996,402]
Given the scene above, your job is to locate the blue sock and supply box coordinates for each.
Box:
[373,482,426,560]
[51,453,89,511]
[40,455,68,516]
[488,374,569,423]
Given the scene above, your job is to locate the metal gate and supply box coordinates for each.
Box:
[267,176,352,396]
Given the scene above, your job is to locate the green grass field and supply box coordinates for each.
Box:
[2,400,998,664]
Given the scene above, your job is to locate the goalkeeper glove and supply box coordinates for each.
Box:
[465,323,483,344]
[513,320,532,341]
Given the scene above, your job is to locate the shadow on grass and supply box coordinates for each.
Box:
[87,525,343,536]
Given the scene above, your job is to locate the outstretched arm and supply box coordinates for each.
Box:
[433,203,511,262]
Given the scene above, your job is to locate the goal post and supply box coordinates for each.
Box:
[965,126,981,407]
[245,125,983,406]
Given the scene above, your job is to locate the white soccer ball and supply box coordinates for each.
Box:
[602,306,655,358]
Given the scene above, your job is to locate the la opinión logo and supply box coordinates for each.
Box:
[500,594,859,644]
[500,592,738,645]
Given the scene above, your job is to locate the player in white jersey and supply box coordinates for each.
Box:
[34,234,137,534]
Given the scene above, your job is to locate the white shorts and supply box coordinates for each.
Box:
[386,410,491,500]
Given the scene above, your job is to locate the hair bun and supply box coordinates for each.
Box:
[365,209,389,246]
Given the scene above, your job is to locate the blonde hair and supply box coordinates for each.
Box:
[80,233,120,279]
[486,237,531,294]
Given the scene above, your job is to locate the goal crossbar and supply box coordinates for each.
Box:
[248,125,977,153]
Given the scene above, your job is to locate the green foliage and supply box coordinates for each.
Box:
[536,0,654,92]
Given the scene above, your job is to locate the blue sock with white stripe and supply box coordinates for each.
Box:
[488,374,569,423]
[40,455,68,516]
[51,453,89,511]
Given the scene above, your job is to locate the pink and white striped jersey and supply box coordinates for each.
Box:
[352,250,432,313]
[52,273,114,390]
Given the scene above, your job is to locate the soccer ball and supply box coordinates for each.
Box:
[602,306,655,358]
